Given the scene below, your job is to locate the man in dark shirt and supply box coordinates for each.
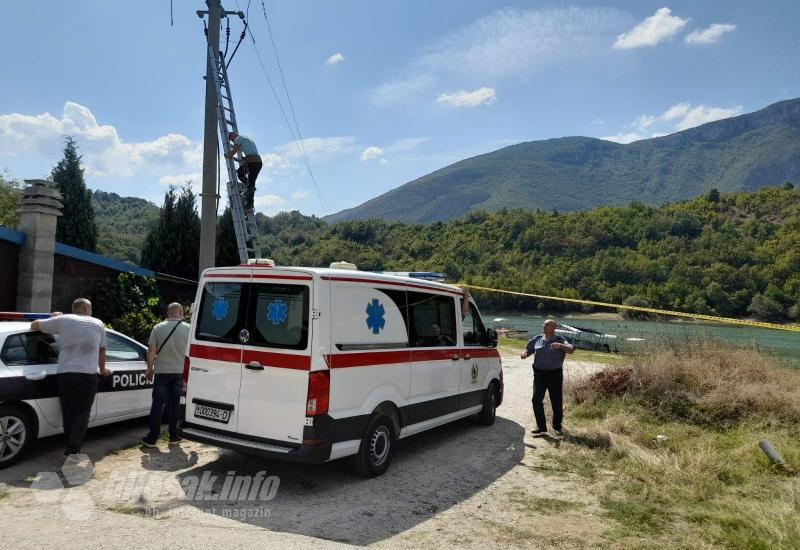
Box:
[521,319,574,436]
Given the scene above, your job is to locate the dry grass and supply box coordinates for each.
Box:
[547,342,800,548]
[574,340,800,427]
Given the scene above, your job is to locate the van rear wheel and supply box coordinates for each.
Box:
[350,414,395,478]
[476,383,497,426]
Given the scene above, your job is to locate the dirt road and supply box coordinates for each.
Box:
[0,351,608,549]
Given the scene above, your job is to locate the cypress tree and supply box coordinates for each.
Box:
[216,205,240,267]
[51,137,98,251]
[141,185,200,279]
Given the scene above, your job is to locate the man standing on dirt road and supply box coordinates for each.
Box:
[141,303,190,447]
[31,298,111,456]
[520,319,574,436]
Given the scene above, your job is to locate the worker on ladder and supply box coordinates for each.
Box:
[225,131,262,211]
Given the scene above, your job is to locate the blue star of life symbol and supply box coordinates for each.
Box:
[267,300,288,325]
[211,296,229,321]
[365,299,386,334]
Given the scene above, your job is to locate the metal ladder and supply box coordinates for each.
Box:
[207,46,261,263]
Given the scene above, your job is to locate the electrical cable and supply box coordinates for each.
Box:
[223,15,231,60]
[230,0,329,214]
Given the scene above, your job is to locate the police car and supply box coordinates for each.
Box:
[180,260,504,477]
[0,313,152,468]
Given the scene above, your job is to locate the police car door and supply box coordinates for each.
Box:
[96,332,150,419]
[0,331,97,427]
[236,273,312,444]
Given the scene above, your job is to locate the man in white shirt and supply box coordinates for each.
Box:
[31,298,111,456]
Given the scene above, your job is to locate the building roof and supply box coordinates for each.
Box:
[0,224,164,280]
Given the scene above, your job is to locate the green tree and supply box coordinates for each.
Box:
[51,137,98,251]
[216,205,240,267]
[90,273,162,344]
[706,188,720,203]
[140,185,201,279]
[747,293,784,321]
[0,169,21,227]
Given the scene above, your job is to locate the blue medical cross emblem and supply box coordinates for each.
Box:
[267,300,288,325]
[211,297,229,321]
[366,299,386,334]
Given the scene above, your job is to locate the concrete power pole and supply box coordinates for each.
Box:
[198,0,222,274]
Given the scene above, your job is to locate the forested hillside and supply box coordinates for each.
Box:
[257,185,800,321]
[93,190,159,264]
[327,98,800,223]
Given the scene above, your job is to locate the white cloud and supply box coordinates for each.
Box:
[667,103,742,131]
[600,101,743,143]
[291,190,310,200]
[159,173,202,186]
[368,7,631,106]
[685,23,736,45]
[591,118,606,126]
[0,101,201,179]
[360,146,385,162]
[437,87,497,108]
[613,8,688,49]
[254,194,287,208]
[325,52,345,66]
[276,136,358,161]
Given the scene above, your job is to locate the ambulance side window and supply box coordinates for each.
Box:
[249,283,309,350]
[408,292,457,347]
[196,282,244,344]
[462,303,488,346]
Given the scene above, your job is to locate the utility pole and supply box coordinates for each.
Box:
[197,1,241,274]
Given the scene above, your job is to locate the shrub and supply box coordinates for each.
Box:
[573,341,800,427]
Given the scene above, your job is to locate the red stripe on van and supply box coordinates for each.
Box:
[242,349,311,370]
[326,347,500,368]
[321,276,463,296]
[189,344,243,363]
[204,274,251,279]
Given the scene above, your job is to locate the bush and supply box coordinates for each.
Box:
[90,273,163,344]
[573,341,800,427]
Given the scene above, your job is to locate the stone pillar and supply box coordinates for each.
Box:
[16,180,63,312]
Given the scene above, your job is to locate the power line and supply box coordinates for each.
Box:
[231,0,329,214]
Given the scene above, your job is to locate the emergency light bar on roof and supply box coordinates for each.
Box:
[0,312,51,321]
[379,271,446,283]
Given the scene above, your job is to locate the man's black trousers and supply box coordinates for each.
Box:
[236,160,262,210]
[532,367,563,431]
[58,372,99,455]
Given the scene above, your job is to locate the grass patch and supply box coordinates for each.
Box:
[507,489,585,515]
[544,342,800,548]
[0,488,9,500]
[499,337,628,365]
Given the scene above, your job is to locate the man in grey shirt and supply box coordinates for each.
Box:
[142,303,190,446]
[520,319,574,436]
[32,298,111,456]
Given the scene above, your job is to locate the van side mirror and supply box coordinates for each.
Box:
[486,328,498,348]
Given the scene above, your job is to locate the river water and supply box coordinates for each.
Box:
[490,313,800,364]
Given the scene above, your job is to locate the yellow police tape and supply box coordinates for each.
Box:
[458,284,800,334]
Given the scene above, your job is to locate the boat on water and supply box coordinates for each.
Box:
[556,323,619,353]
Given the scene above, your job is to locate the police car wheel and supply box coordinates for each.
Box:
[350,414,395,478]
[0,405,34,469]
[476,383,497,426]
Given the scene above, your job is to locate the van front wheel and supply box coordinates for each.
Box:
[476,383,497,426]
[350,414,395,478]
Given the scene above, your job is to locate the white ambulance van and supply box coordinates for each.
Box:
[180,261,503,477]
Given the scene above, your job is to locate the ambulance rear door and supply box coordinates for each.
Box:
[185,271,250,432]
[236,270,314,444]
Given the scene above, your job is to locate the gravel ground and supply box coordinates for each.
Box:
[0,350,608,549]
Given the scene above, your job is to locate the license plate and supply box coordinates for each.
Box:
[194,404,231,423]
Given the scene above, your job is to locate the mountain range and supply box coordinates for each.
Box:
[325,98,800,223]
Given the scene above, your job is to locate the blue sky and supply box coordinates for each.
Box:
[1,1,798,217]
